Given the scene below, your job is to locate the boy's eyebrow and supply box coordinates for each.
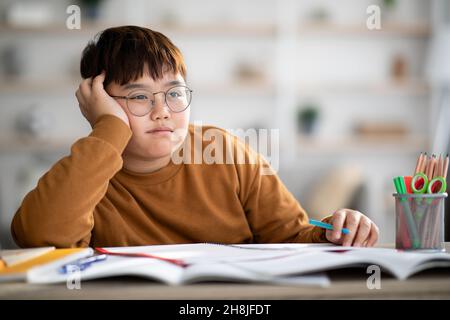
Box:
[122,80,185,90]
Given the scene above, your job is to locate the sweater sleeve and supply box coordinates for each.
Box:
[235,138,332,244]
[11,115,132,248]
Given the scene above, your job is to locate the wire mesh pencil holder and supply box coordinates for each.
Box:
[393,193,447,252]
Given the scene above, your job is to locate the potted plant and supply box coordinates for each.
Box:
[381,0,398,22]
[78,0,104,21]
[297,103,319,135]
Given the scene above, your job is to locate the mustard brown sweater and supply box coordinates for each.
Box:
[11,115,330,248]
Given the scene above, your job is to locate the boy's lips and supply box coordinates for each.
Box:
[146,126,174,134]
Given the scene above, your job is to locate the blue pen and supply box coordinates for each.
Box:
[309,219,350,235]
[58,254,107,274]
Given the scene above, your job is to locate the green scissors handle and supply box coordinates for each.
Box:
[428,177,447,194]
[411,172,428,194]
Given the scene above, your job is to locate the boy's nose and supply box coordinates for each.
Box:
[149,94,171,121]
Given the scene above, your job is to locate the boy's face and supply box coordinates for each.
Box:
[106,70,190,161]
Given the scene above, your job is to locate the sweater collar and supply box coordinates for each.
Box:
[115,158,183,185]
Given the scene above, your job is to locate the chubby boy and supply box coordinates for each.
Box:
[11,26,379,248]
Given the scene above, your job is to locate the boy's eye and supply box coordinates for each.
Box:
[130,94,149,100]
[168,91,182,98]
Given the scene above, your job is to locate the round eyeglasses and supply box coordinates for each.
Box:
[111,85,193,117]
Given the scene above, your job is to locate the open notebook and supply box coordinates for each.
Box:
[25,243,450,285]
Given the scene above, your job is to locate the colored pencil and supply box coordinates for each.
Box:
[444,154,449,179]
[414,152,423,174]
[420,153,428,173]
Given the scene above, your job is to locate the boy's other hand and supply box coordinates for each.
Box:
[325,209,379,247]
[75,71,130,128]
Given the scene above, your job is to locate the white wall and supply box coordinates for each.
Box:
[0,0,437,247]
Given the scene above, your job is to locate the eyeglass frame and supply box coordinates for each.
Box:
[110,85,193,116]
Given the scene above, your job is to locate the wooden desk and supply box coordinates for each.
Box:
[1,244,450,300]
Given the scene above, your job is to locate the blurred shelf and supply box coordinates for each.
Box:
[0,78,79,93]
[297,135,428,155]
[1,22,429,37]
[297,80,430,96]
[0,21,431,38]
[0,78,276,96]
[0,79,429,99]
[193,80,275,96]
[298,22,431,37]
[0,22,132,34]
[1,78,427,96]
[163,23,276,36]
[0,22,276,36]
[0,23,94,35]
[0,138,72,153]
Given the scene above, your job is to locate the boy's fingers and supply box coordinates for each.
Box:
[366,223,379,247]
[330,210,346,241]
[92,71,106,91]
[341,211,361,246]
[325,229,341,244]
[75,88,85,105]
[352,217,372,247]
[79,78,92,98]
[75,90,88,117]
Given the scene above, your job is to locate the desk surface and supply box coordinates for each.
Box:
[1,243,450,300]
